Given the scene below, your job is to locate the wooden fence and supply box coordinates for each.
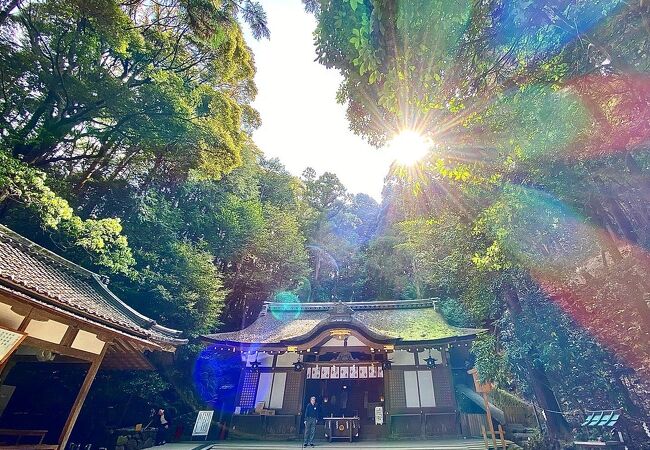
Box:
[460,413,488,437]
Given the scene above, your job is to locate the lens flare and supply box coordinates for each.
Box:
[487,186,650,380]
[532,238,650,380]
[388,130,431,165]
[489,85,590,162]
[490,185,599,272]
[493,0,622,55]
[270,291,302,320]
[193,346,241,403]
[568,74,650,158]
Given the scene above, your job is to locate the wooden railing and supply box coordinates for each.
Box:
[0,429,57,449]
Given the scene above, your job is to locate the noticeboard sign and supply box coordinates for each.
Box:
[374,406,384,425]
[0,326,26,365]
[192,410,214,437]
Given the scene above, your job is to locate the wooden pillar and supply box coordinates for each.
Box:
[482,391,498,449]
[468,368,497,450]
[498,424,507,449]
[383,367,390,437]
[58,342,110,450]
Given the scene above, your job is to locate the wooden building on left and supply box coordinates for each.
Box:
[0,225,186,449]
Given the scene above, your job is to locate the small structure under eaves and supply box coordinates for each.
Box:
[0,225,186,449]
[202,299,485,440]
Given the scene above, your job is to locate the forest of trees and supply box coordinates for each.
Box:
[1,0,649,447]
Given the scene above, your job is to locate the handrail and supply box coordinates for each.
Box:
[0,429,47,445]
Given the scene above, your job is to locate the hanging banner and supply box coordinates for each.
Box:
[305,364,382,379]
[192,410,214,437]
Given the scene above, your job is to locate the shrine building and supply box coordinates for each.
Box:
[202,299,484,441]
[0,225,186,449]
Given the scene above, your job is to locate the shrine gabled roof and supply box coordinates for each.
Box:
[203,299,484,346]
[0,225,186,348]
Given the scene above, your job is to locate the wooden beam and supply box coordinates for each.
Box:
[23,336,97,362]
[60,326,79,348]
[498,424,507,450]
[481,425,489,449]
[16,308,34,332]
[0,287,161,352]
[58,342,110,449]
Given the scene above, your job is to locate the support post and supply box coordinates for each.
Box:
[482,390,498,449]
[468,368,498,449]
[481,425,489,449]
[498,424,507,449]
[58,342,109,449]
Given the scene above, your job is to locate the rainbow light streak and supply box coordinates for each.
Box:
[533,240,650,380]
[491,185,599,273]
[567,74,650,158]
[464,74,650,164]
[490,85,590,162]
[494,186,650,378]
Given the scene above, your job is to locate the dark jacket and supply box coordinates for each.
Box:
[304,402,320,420]
[153,412,171,428]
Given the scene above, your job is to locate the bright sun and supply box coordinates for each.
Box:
[388,130,431,165]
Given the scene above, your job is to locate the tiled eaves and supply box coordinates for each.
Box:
[0,225,185,346]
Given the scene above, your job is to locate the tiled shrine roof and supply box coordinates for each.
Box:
[0,225,186,347]
[204,299,483,346]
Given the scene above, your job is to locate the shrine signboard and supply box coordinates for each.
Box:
[0,325,26,365]
[192,410,214,437]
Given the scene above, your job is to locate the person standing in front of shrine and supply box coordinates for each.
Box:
[303,396,320,447]
[153,408,171,446]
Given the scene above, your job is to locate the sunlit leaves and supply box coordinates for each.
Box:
[435,159,472,182]
[486,84,590,163]
[471,241,509,272]
[1,0,260,186]
[0,149,135,273]
[472,334,509,385]
[473,185,600,275]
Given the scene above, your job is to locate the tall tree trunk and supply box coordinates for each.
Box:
[73,149,110,194]
[501,282,572,437]
[587,194,624,263]
[612,374,643,417]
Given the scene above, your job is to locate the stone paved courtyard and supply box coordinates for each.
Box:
[162,439,488,450]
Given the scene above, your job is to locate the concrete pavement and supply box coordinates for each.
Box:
[204,440,488,449]
[160,438,491,450]
[156,444,213,450]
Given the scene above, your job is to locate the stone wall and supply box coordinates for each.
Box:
[111,428,157,450]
